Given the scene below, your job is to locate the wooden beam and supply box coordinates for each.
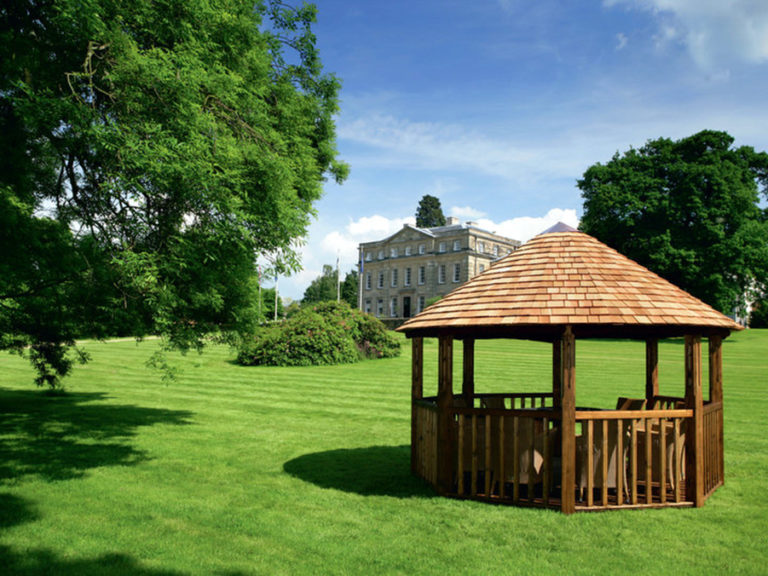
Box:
[684,334,704,507]
[462,338,475,405]
[709,335,724,485]
[646,338,659,406]
[552,340,562,409]
[411,337,423,475]
[560,326,576,514]
[437,335,454,494]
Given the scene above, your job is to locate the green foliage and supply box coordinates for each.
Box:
[302,265,358,308]
[0,0,346,387]
[425,295,443,308]
[749,298,768,328]
[237,301,400,366]
[415,194,446,228]
[579,130,768,315]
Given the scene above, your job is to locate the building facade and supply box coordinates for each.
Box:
[358,217,520,321]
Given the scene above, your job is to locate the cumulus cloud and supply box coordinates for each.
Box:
[450,205,487,219]
[474,208,580,243]
[607,0,768,70]
[616,32,629,50]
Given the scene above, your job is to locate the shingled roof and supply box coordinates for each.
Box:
[398,227,742,340]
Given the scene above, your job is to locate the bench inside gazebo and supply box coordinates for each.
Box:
[397,225,740,513]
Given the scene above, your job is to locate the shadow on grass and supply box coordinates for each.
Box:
[0,388,193,483]
[283,445,435,498]
[0,493,38,528]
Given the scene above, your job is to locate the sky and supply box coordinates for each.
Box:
[274,0,768,301]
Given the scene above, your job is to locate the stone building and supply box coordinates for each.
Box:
[358,217,520,322]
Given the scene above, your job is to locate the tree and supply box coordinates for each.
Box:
[578,130,768,315]
[302,266,358,308]
[302,265,338,303]
[415,195,446,228]
[0,0,347,388]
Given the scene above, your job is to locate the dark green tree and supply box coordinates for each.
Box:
[340,269,358,308]
[579,130,768,315]
[0,0,347,388]
[302,265,338,303]
[302,266,357,308]
[415,194,446,228]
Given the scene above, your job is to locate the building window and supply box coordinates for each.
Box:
[365,273,372,290]
[453,240,461,251]
[417,295,426,314]
[391,247,398,258]
[453,263,461,283]
[438,264,446,284]
[390,297,397,317]
[477,241,484,254]
[365,252,372,262]
[391,268,398,287]
[405,246,412,256]
[364,300,371,314]
[377,272,384,289]
[405,267,411,286]
[493,245,499,257]
[418,243,426,255]
[479,264,485,273]
[376,299,384,317]
[418,266,426,285]
[438,241,446,253]
[378,250,384,260]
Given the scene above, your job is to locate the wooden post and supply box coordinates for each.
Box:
[646,338,659,406]
[709,334,724,485]
[684,334,704,507]
[560,326,576,514]
[411,337,424,475]
[552,339,562,409]
[462,338,475,405]
[437,335,454,494]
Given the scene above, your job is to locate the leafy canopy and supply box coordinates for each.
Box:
[302,264,358,307]
[0,0,347,387]
[578,130,768,314]
[415,194,446,228]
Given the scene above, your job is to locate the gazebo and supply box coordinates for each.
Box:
[397,224,741,513]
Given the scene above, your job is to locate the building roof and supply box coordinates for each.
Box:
[359,222,520,248]
[398,227,742,340]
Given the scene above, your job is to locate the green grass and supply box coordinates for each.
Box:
[1,330,767,575]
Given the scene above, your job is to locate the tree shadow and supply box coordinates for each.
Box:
[0,388,193,483]
[0,545,187,576]
[0,493,38,529]
[283,445,435,498]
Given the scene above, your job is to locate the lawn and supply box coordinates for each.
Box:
[1,330,767,575]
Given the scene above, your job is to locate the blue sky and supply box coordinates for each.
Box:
[276,0,768,300]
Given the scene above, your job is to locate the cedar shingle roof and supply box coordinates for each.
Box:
[398,228,742,340]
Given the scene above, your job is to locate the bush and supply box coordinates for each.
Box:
[237,301,400,366]
[749,298,768,328]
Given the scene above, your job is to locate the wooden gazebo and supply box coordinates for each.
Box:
[397,224,741,513]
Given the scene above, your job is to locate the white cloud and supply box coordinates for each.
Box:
[450,205,487,219]
[616,32,629,50]
[474,208,580,243]
[346,214,414,237]
[608,0,768,70]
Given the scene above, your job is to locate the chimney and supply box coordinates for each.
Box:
[446,216,460,226]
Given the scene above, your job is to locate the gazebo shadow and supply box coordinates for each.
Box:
[284,445,435,498]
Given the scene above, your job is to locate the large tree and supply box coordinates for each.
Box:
[415,194,446,228]
[578,130,768,315]
[302,265,357,308]
[0,0,347,387]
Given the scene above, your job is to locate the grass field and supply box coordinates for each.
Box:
[1,330,767,575]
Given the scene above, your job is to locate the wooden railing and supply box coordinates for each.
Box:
[574,409,692,509]
[412,394,722,511]
[413,399,438,487]
[702,401,723,496]
[452,408,560,506]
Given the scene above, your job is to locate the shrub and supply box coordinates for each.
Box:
[749,298,768,328]
[237,301,400,366]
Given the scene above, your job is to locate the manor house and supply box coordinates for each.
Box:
[358,217,520,321]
